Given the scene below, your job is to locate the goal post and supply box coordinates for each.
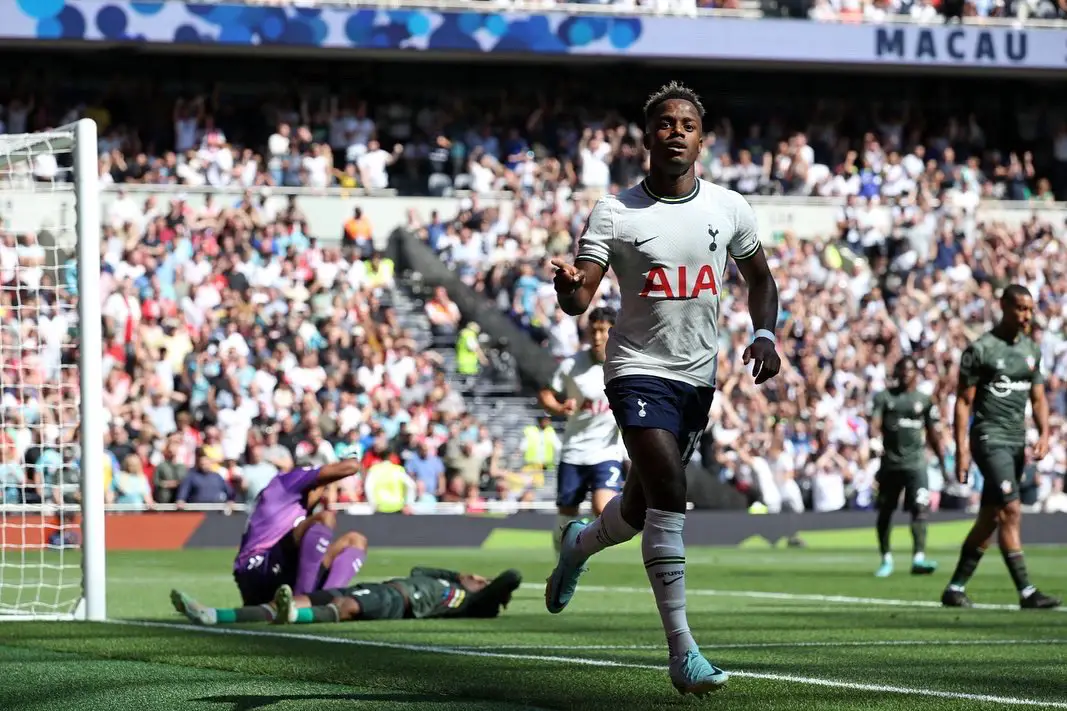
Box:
[0,119,106,621]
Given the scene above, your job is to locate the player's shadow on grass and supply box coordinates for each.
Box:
[197,693,445,710]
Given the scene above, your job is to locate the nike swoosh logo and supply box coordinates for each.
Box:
[662,575,684,586]
[634,237,657,248]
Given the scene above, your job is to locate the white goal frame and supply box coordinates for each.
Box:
[0,119,105,621]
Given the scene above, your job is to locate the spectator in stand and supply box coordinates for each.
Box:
[342,207,374,258]
[425,286,462,345]
[153,432,188,504]
[408,439,446,504]
[176,449,235,508]
[108,455,155,507]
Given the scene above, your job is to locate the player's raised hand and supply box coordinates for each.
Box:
[742,337,781,385]
[551,258,585,295]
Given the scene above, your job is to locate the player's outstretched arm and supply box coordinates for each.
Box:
[555,197,613,316]
[551,258,605,316]
[734,247,781,385]
[305,459,363,491]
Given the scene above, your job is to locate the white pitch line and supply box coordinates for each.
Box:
[513,584,1067,612]
[109,620,1067,709]
[453,639,1067,652]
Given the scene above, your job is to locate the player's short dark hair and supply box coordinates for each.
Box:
[893,355,916,376]
[1001,283,1032,307]
[643,81,705,124]
[588,306,618,326]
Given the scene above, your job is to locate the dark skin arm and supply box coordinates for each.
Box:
[733,248,782,385]
[953,383,976,484]
[312,460,363,488]
[538,388,577,417]
[1030,383,1050,460]
[925,419,947,476]
[550,258,605,317]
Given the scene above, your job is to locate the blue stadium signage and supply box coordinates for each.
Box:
[874,27,1031,65]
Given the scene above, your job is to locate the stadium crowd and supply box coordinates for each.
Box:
[3,82,1066,204]
[1,75,1067,516]
[421,140,1067,515]
[0,190,540,513]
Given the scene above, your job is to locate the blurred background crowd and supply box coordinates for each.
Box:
[237,0,1067,22]
[0,4,1065,517]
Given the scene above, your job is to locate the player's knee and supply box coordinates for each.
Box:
[619,493,646,530]
[341,531,368,551]
[909,506,929,521]
[997,501,1022,525]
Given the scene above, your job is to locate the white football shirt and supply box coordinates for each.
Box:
[550,349,624,465]
[576,179,760,388]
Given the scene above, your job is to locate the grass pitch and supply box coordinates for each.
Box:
[1,524,1065,710]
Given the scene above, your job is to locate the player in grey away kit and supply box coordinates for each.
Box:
[545,81,782,696]
[172,566,523,625]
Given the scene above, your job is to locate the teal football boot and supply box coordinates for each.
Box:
[544,520,589,614]
[669,648,729,696]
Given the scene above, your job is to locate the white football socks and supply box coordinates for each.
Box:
[643,508,697,660]
[575,494,640,559]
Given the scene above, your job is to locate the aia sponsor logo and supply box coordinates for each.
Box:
[639,265,718,299]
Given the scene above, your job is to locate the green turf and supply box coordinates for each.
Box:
[1,542,1066,710]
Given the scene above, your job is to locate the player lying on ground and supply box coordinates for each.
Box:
[942,285,1060,610]
[538,307,626,551]
[870,356,947,578]
[171,567,523,625]
[546,81,782,697]
[234,460,368,607]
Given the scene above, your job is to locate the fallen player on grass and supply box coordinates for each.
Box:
[171,566,522,625]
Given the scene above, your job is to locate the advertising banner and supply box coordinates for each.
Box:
[5,1,1066,71]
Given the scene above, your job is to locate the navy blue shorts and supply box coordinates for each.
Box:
[233,532,298,606]
[556,460,625,508]
[604,375,714,466]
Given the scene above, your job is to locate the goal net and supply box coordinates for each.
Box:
[0,120,106,621]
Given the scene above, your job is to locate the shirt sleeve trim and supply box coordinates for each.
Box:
[731,243,762,261]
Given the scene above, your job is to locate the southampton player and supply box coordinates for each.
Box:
[171,567,522,625]
[233,460,368,609]
[538,307,625,551]
[545,82,781,696]
[870,357,946,578]
[942,285,1060,609]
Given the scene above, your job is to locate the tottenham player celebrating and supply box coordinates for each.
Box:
[539,307,625,551]
[545,82,781,696]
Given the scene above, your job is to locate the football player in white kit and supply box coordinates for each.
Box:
[539,307,625,552]
[544,82,782,696]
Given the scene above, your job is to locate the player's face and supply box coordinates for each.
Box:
[589,320,612,362]
[459,573,489,592]
[1004,293,1034,334]
[898,361,918,389]
[645,100,702,175]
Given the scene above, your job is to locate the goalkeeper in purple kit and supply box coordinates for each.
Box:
[229,459,368,609]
